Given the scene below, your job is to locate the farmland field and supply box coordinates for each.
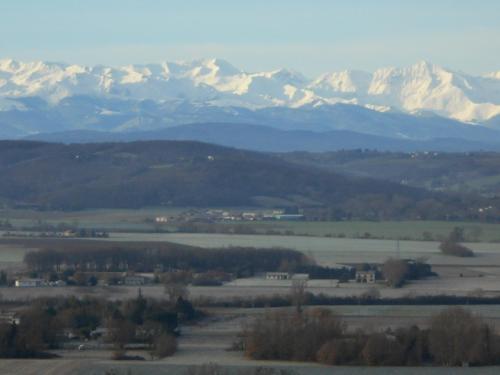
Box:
[225,220,500,242]
[105,232,500,266]
[1,360,499,375]
[2,227,500,268]
[0,208,186,231]
[2,303,500,374]
[1,208,500,241]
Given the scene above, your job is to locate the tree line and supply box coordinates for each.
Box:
[24,244,309,277]
[196,292,500,309]
[243,307,500,366]
[0,294,200,359]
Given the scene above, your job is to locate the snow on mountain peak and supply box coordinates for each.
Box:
[487,71,500,80]
[0,58,499,122]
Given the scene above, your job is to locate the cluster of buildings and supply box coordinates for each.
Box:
[265,272,310,281]
[14,273,154,288]
[168,208,309,223]
[15,278,66,288]
[149,206,336,225]
[266,270,377,284]
[354,270,376,284]
[122,274,153,286]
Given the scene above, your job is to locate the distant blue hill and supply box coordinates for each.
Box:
[23,122,500,153]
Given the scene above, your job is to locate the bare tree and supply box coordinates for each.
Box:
[382,258,409,287]
[150,333,177,359]
[290,278,308,313]
[164,282,189,302]
[429,307,495,366]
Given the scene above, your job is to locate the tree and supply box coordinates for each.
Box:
[123,290,147,325]
[244,309,343,362]
[317,339,355,365]
[361,333,403,366]
[290,278,308,313]
[150,333,177,359]
[439,240,474,257]
[164,282,189,303]
[0,271,7,286]
[439,227,474,257]
[16,305,59,352]
[429,307,496,366]
[106,316,136,350]
[382,258,409,287]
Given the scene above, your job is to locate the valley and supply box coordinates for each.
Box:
[2,1,500,373]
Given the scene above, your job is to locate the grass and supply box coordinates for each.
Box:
[214,220,500,242]
[0,207,185,231]
[1,208,500,242]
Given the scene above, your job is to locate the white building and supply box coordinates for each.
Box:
[266,272,290,280]
[124,275,151,286]
[15,278,46,287]
[355,271,376,284]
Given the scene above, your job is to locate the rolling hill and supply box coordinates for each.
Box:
[0,140,489,220]
[23,123,500,153]
[280,150,500,199]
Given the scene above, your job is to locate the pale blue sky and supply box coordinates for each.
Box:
[1,0,499,76]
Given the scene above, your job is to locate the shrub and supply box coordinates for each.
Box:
[150,333,177,359]
[439,240,474,257]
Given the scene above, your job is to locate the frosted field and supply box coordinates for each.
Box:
[3,274,500,301]
[2,232,500,297]
[0,244,30,271]
[108,232,500,266]
[2,233,500,374]
[1,360,500,375]
[2,304,500,375]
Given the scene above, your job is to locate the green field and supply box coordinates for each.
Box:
[0,207,185,231]
[232,220,500,242]
[1,208,500,242]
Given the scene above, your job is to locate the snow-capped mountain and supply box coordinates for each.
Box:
[1,58,500,123]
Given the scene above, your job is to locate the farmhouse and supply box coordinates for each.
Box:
[15,278,46,287]
[0,312,20,325]
[355,271,376,284]
[123,275,152,286]
[266,272,290,280]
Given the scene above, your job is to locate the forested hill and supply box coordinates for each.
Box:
[0,140,492,220]
[280,150,500,199]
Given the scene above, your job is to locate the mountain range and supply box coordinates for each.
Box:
[1,58,500,150]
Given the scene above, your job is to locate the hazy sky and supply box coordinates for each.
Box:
[1,0,499,76]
